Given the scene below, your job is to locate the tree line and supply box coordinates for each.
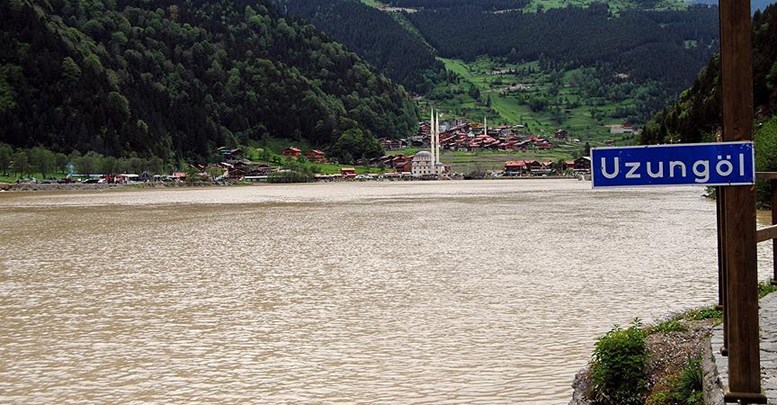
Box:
[640,4,777,145]
[403,4,719,91]
[282,0,447,94]
[0,0,418,163]
[0,143,168,179]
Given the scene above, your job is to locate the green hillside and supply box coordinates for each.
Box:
[283,0,445,94]
[0,0,417,162]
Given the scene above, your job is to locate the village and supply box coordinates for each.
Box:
[38,118,605,187]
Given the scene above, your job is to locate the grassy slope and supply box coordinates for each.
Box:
[525,0,687,13]
[437,57,630,143]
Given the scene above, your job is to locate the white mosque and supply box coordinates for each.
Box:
[412,108,445,177]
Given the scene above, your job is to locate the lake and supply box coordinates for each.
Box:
[0,180,772,403]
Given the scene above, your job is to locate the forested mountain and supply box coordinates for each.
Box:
[640,4,777,144]
[402,4,719,90]
[382,0,694,12]
[689,0,776,14]
[383,0,530,11]
[281,0,445,94]
[0,0,418,162]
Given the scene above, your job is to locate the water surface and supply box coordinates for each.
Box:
[0,180,772,403]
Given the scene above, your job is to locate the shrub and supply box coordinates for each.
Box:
[650,357,704,405]
[589,319,648,405]
[672,357,704,405]
[758,280,777,298]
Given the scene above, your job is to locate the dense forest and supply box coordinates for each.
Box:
[640,4,777,145]
[281,0,446,94]
[402,4,719,89]
[382,0,529,11]
[0,0,419,162]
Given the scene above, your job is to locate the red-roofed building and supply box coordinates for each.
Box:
[305,149,327,163]
[504,161,529,175]
[282,147,302,158]
[341,167,357,178]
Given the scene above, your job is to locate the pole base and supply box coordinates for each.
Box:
[724,389,767,403]
[771,277,777,286]
[720,346,729,356]
[716,304,724,311]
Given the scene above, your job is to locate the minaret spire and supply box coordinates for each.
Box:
[435,111,441,167]
[430,108,436,169]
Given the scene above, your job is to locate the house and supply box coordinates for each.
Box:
[536,141,553,150]
[341,167,357,178]
[115,174,139,183]
[554,129,569,140]
[604,140,616,146]
[305,149,327,163]
[218,147,244,161]
[391,155,413,173]
[282,147,302,158]
[574,157,592,172]
[169,172,187,181]
[504,161,528,176]
[608,124,636,134]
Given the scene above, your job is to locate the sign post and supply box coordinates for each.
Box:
[718,0,764,400]
[591,143,755,188]
[592,140,763,402]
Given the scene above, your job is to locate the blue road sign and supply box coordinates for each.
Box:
[591,142,755,188]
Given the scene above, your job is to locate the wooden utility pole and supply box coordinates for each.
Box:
[719,0,764,401]
[716,189,728,356]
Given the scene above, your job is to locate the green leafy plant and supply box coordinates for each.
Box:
[649,357,705,405]
[682,306,722,321]
[758,280,777,298]
[589,319,648,405]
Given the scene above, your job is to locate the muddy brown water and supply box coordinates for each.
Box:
[0,180,772,404]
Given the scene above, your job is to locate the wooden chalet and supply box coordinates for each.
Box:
[282,147,302,158]
[504,160,529,175]
[304,149,327,163]
[574,156,592,172]
[554,129,569,140]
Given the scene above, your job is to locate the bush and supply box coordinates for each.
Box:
[589,319,648,405]
[758,280,777,298]
[755,116,777,207]
[673,357,704,405]
[649,357,704,405]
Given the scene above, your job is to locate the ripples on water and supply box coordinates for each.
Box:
[0,180,773,404]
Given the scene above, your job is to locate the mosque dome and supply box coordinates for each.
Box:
[413,151,433,161]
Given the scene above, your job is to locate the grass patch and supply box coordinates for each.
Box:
[647,357,704,405]
[647,319,687,334]
[681,306,723,321]
[759,280,777,298]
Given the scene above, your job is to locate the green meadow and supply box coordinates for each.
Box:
[429,57,638,148]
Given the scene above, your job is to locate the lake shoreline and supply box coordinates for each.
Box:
[0,175,583,193]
